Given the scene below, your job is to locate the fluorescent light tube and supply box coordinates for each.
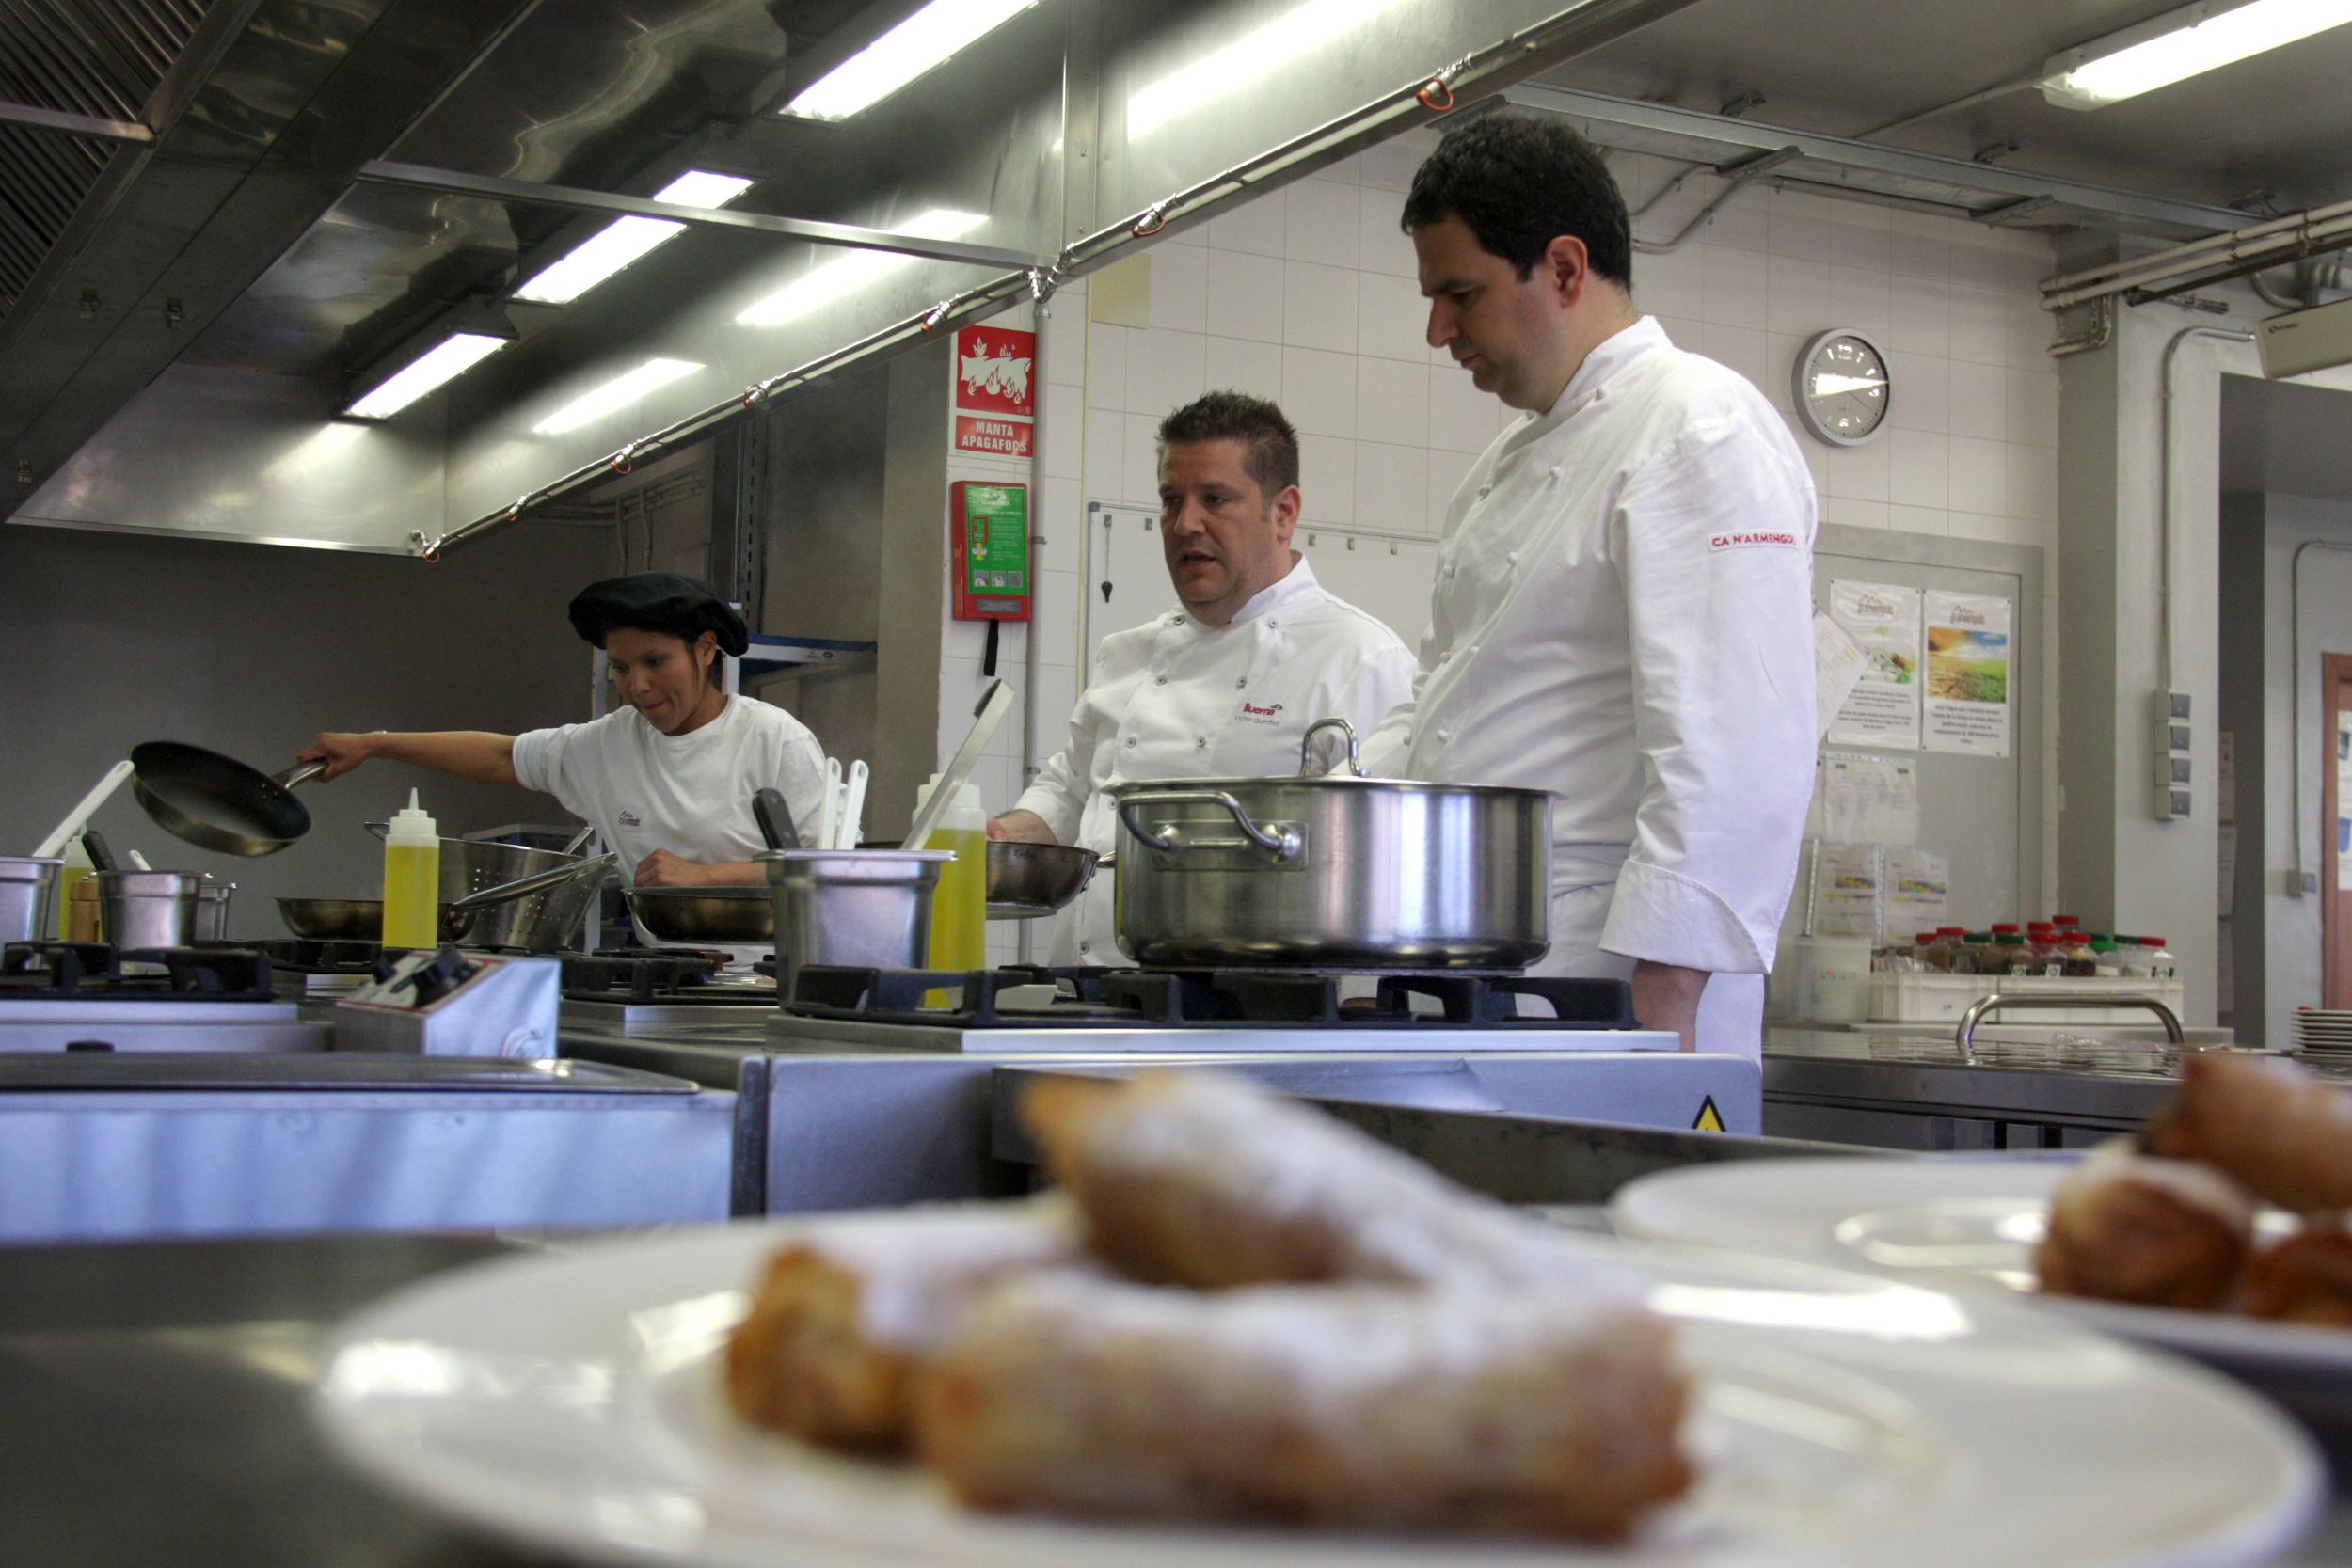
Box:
[346,332,509,419]
[514,170,755,305]
[1128,0,1414,136]
[734,208,987,327]
[783,0,1037,121]
[532,357,703,436]
[2042,0,2352,108]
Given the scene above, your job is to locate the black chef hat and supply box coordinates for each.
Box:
[566,573,749,657]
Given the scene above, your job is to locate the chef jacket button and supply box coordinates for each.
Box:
[1154,675,1167,685]
[1477,483,1492,498]
[1124,737,1136,749]
[1234,676,1247,689]
[1436,727,1452,742]
[1195,737,1206,750]
[1079,941,1091,954]
[1505,550,1519,565]
[1267,619,1279,629]
[1547,467,1562,483]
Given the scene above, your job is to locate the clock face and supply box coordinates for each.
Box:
[1795,330,1891,447]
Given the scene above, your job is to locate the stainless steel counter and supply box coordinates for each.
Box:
[1764,1026,2180,1149]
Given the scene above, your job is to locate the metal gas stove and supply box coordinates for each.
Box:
[253,938,387,1004]
[559,948,778,1030]
[562,962,1760,1216]
[767,963,1678,1055]
[0,942,326,1053]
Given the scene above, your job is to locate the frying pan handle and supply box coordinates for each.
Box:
[272,761,327,789]
[447,851,619,913]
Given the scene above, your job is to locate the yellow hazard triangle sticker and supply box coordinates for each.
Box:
[1692,1096,1725,1132]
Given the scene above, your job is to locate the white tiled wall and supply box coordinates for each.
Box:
[969,125,2071,957]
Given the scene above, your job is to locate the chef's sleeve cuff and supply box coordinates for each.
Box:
[1598,859,1772,975]
[508,727,554,795]
[1010,780,1082,844]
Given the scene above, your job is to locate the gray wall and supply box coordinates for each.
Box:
[0,518,614,939]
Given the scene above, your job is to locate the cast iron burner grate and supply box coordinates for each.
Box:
[246,938,385,975]
[787,965,1639,1030]
[561,948,766,1004]
[0,942,276,1002]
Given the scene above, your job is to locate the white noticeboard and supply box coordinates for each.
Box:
[1922,589,2014,757]
[1825,580,1922,750]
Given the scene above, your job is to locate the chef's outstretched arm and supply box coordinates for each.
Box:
[300,731,518,786]
[1598,421,1818,1045]
[635,848,766,888]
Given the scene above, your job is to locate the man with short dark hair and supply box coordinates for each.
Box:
[993,389,1414,964]
[1365,113,1818,1056]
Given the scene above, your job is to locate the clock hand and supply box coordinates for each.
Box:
[1813,372,1887,396]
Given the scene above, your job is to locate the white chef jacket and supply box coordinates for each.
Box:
[1361,317,1817,1057]
[1014,557,1416,964]
[512,694,828,964]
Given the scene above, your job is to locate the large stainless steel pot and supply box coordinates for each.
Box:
[0,857,59,945]
[1108,719,1551,970]
[759,849,949,993]
[361,825,599,951]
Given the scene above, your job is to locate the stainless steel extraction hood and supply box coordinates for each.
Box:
[7,0,2296,559]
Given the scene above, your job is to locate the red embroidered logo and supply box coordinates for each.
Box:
[1240,701,1283,717]
[1708,530,1799,552]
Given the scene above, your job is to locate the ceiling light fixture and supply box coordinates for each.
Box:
[513,170,755,305]
[532,357,703,436]
[1127,0,1415,136]
[345,331,509,420]
[733,208,988,327]
[2042,0,2352,109]
[782,0,1038,122]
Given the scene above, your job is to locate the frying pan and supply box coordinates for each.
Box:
[131,741,325,857]
[276,897,385,942]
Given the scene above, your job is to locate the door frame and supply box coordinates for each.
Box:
[2324,652,2352,1010]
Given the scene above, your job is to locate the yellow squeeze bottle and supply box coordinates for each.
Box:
[916,774,987,1005]
[55,837,93,939]
[381,788,442,949]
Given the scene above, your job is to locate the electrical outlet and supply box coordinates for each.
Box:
[2151,690,2194,819]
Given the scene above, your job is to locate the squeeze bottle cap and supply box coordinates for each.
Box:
[387,788,438,845]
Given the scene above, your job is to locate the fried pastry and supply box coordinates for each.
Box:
[2238,1231,2352,1327]
[2144,1051,2352,1212]
[914,1271,1692,1541]
[2034,1142,2253,1310]
[723,1196,1080,1448]
[1020,1072,1621,1290]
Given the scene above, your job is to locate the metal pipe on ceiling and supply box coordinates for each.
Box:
[2042,197,2352,309]
[353,162,1048,274]
[420,0,1709,559]
[0,100,152,144]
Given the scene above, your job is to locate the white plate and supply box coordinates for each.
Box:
[314,1219,2320,1568]
[1611,1156,2352,1432]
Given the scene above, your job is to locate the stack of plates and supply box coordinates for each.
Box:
[2293,1007,2352,1062]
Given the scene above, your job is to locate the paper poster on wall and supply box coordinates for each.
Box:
[1808,842,1882,938]
[1922,590,2013,756]
[1812,752,1920,846]
[1825,581,1921,749]
[1812,611,1867,740]
[1883,846,1950,938]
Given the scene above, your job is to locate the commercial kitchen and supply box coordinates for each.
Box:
[6,1,2352,1563]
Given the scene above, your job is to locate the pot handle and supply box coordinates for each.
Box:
[447,851,619,913]
[1116,789,1302,862]
[1298,716,1364,777]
